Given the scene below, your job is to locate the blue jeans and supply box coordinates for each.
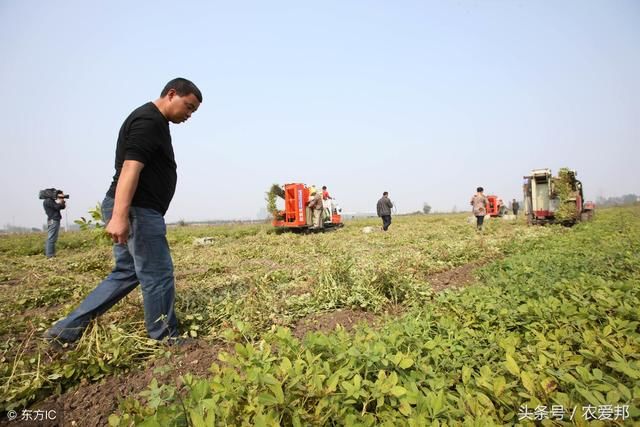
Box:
[45,219,61,257]
[46,196,178,342]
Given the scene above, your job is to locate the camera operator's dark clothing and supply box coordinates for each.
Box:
[43,198,65,220]
[43,199,65,257]
[106,102,176,215]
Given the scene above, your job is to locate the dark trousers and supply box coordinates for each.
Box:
[381,215,392,231]
[476,215,485,230]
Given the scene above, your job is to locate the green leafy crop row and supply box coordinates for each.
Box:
[109,207,640,425]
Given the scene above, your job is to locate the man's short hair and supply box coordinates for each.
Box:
[477,187,483,192]
[383,191,388,196]
[322,186,327,190]
[161,78,203,103]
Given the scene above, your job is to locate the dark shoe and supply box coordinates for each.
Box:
[43,331,74,350]
[165,337,197,347]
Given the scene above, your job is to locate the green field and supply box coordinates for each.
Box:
[1,207,639,425]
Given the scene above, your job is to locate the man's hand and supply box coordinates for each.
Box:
[107,160,144,245]
[106,215,130,244]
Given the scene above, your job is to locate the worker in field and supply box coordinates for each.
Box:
[45,78,202,345]
[321,185,332,221]
[511,198,520,216]
[321,186,331,200]
[470,187,488,231]
[376,191,394,231]
[497,197,505,216]
[308,188,324,229]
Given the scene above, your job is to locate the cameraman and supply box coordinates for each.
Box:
[43,190,66,258]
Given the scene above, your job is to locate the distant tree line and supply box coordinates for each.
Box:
[1,224,41,234]
[595,194,639,207]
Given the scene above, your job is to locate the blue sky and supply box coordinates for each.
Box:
[1,0,639,228]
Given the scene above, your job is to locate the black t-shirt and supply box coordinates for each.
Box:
[43,198,65,220]
[106,102,176,215]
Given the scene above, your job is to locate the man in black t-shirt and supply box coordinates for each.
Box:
[45,78,202,344]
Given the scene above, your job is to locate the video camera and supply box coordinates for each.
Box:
[39,188,70,200]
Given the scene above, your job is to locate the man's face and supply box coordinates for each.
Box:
[166,90,201,124]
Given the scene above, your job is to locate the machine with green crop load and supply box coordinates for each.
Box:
[523,168,595,226]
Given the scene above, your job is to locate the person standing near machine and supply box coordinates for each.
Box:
[321,186,332,221]
[308,188,324,229]
[470,187,488,231]
[511,198,520,217]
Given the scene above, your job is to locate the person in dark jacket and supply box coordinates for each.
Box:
[376,191,394,231]
[43,190,66,258]
[511,199,520,216]
[45,78,202,345]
